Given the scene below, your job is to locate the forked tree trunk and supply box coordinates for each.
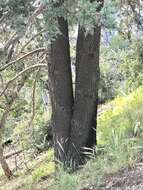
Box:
[47,17,73,164]
[47,0,103,168]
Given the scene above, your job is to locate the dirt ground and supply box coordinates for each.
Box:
[83,162,143,190]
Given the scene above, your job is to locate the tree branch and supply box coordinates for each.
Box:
[0,48,46,72]
[5,150,23,160]
[0,64,47,97]
[28,69,40,127]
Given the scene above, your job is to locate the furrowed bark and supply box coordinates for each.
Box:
[47,17,73,164]
[47,0,103,168]
[68,25,101,168]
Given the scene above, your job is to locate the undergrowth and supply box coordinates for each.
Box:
[52,86,143,190]
[1,86,143,190]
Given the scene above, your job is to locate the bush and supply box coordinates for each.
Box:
[120,40,143,93]
[99,36,143,103]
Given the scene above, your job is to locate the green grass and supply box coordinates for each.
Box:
[52,86,143,190]
[1,86,143,190]
[0,150,54,190]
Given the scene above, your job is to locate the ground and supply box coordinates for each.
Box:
[2,160,143,190]
[1,93,143,190]
[1,140,143,190]
[83,162,143,190]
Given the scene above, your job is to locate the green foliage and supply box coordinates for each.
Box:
[120,40,143,93]
[99,56,122,102]
[101,1,117,29]
[41,0,117,38]
[98,86,143,144]
[53,168,78,190]
[12,106,52,153]
[0,0,31,34]
[32,161,54,183]
[1,87,143,190]
[99,35,143,102]
[74,0,101,32]
[52,87,143,190]
[31,120,53,153]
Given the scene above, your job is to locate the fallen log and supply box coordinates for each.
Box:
[4,150,23,159]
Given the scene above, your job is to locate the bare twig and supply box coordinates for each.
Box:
[28,69,41,127]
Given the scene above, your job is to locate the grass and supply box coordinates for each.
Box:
[0,150,54,190]
[0,86,143,190]
[51,86,143,190]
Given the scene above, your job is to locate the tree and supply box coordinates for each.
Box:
[0,0,104,172]
[46,0,104,168]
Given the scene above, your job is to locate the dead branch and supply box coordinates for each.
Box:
[28,69,41,127]
[5,150,23,160]
[0,48,46,72]
[0,64,47,97]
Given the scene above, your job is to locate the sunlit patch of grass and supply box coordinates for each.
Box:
[52,168,78,190]
[0,149,55,190]
[29,149,54,170]
[52,86,143,190]
[32,162,55,182]
[97,86,143,145]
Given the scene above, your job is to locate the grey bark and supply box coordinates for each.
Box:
[47,0,103,169]
[67,26,101,168]
[47,17,73,164]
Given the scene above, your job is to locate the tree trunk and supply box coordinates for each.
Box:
[68,25,101,168]
[47,0,103,168]
[47,17,73,164]
[0,145,12,179]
